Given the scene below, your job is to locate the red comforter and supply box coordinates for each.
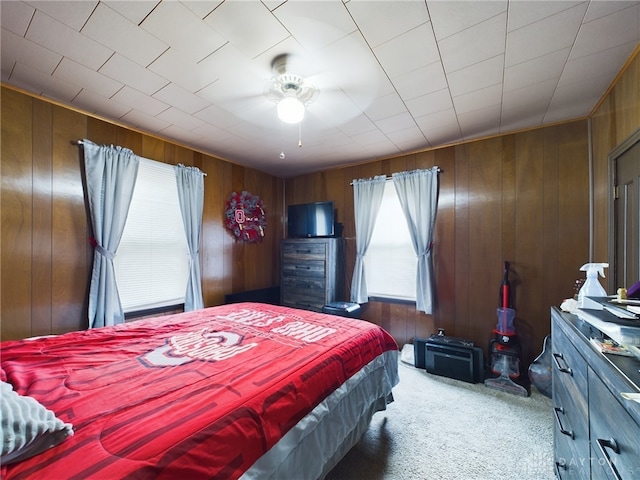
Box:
[1,303,397,479]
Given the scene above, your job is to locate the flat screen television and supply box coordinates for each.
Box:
[287,201,335,238]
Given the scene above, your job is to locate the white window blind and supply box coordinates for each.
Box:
[114,159,190,313]
[364,181,417,301]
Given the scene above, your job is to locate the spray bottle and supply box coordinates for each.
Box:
[577,263,609,308]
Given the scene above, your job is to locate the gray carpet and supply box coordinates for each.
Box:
[326,345,554,480]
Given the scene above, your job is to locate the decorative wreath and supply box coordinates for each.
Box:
[225,191,267,243]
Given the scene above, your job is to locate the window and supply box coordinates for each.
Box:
[364,181,416,301]
[114,159,190,313]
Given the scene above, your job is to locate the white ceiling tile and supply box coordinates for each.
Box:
[366,93,407,121]
[156,107,205,131]
[204,1,289,58]
[347,0,430,47]
[569,4,640,60]
[375,111,416,135]
[120,109,171,132]
[99,54,169,96]
[429,1,507,40]
[453,83,502,114]
[72,89,131,119]
[583,0,637,22]
[545,92,601,123]
[560,42,639,86]
[181,1,222,19]
[406,88,454,118]
[394,61,448,101]
[338,114,377,136]
[194,104,243,129]
[549,71,615,118]
[507,1,584,32]
[458,104,501,139]
[148,48,218,93]
[1,1,35,36]
[375,23,439,78]
[54,58,123,98]
[152,83,211,115]
[505,3,588,68]
[503,48,570,93]
[103,1,160,25]
[415,108,461,142]
[191,122,232,142]
[501,78,557,125]
[25,1,97,30]
[10,61,81,102]
[438,12,507,73]
[447,55,504,97]
[26,11,112,70]
[159,124,202,144]
[311,32,383,101]
[140,1,226,62]
[1,28,62,75]
[111,86,169,117]
[387,126,429,150]
[274,1,357,52]
[82,3,167,67]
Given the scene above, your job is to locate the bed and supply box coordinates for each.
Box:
[1,302,399,479]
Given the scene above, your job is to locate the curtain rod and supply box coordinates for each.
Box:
[350,167,441,186]
[72,140,207,176]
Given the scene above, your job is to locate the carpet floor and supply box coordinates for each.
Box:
[325,345,555,480]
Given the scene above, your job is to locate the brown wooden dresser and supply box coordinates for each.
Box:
[280,238,344,312]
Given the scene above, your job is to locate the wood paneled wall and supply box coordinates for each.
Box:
[285,121,591,367]
[591,46,640,274]
[1,86,283,341]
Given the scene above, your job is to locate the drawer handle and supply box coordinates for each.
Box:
[552,352,573,375]
[596,438,622,480]
[295,249,312,254]
[295,265,311,270]
[553,406,574,439]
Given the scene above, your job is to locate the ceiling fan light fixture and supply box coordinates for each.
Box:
[277,96,305,124]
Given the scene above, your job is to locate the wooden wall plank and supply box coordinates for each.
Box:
[1,89,33,340]
[31,98,54,337]
[51,105,88,334]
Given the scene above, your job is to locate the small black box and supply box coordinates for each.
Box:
[322,302,361,319]
[414,335,484,383]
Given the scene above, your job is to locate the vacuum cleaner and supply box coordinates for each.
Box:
[484,261,529,397]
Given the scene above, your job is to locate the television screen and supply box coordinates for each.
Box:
[287,202,334,238]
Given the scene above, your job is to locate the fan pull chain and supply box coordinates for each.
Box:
[298,122,302,148]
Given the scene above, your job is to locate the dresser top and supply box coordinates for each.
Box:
[552,307,640,392]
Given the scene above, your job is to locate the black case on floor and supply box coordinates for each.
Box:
[414,335,484,383]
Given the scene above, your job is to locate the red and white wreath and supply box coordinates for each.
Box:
[225,191,266,242]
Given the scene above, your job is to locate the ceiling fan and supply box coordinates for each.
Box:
[264,54,320,125]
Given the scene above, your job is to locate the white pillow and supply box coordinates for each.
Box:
[1,381,73,465]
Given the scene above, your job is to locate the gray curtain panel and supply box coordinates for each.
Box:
[82,140,139,328]
[392,167,439,314]
[174,164,205,311]
[350,175,387,304]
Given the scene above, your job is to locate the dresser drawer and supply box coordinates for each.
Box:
[552,321,588,409]
[282,291,326,312]
[282,275,325,290]
[282,242,326,261]
[589,369,640,480]
[282,260,326,278]
[553,379,590,478]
